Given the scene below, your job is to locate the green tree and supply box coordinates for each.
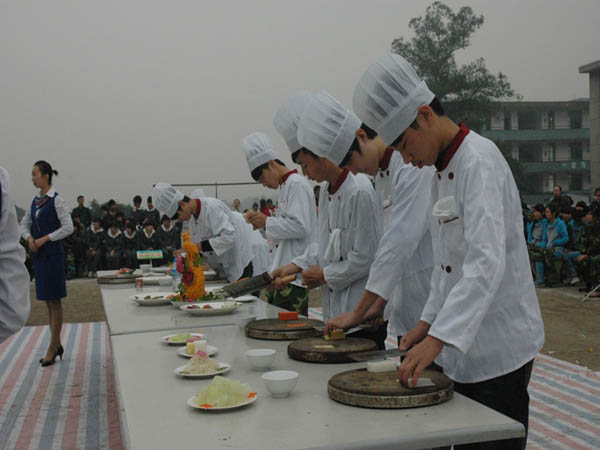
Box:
[391,1,519,131]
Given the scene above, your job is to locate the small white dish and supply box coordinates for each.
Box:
[262,370,299,398]
[174,362,230,378]
[234,295,256,303]
[186,392,257,411]
[234,315,256,329]
[180,301,242,316]
[161,333,205,345]
[130,292,174,306]
[245,348,276,370]
[177,345,217,358]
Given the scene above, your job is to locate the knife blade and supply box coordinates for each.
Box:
[347,348,407,362]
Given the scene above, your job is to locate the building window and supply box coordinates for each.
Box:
[570,174,583,191]
[543,143,556,162]
[543,174,555,193]
[504,110,511,130]
[569,110,582,129]
[518,111,538,130]
[547,111,555,129]
[569,142,583,161]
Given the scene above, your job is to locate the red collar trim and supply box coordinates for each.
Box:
[328,168,350,195]
[379,147,394,171]
[435,124,469,172]
[193,198,201,220]
[280,169,297,185]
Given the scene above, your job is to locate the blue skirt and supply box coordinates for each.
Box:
[33,253,67,300]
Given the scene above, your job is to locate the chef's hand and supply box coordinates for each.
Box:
[577,254,587,262]
[174,248,184,258]
[28,236,38,253]
[325,311,361,335]
[398,335,444,388]
[270,264,301,290]
[363,297,387,323]
[34,235,50,250]
[399,320,431,351]
[246,211,267,230]
[110,250,116,257]
[301,265,325,289]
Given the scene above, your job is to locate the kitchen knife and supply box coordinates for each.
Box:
[220,273,296,298]
[347,348,407,362]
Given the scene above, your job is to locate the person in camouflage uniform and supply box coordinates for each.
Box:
[66,218,88,277]
[576,204,600,295]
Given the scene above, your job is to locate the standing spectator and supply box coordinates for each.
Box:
[251,202,259,213]
[87,217,105,277]
[1,167,30,344]
[232,198,241,212]
[132,195,145,230]
[576,204,600,295]
[122,222,138,268]
[71,195,91,228]
[575,201,588,213]
[20,161,73,366]
[145,196,160,226]
[115,211,125,230]
[266,198,276,215]
[593,187,600,205]
[157,215,177,264]
[104,220,123,269]
[68,217,88,277]
[564,209,586,285]
[259,198,271,216]
[102,199,119,230]
[550,185,572,214]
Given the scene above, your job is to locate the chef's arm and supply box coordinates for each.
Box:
[324,290,381,334]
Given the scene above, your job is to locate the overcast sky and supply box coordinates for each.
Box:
[2,0,599,211]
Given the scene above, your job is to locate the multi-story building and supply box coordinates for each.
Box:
[480,99,590,204]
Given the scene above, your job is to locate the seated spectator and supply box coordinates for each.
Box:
[593,187,600,205]
[232,198,241,212]
[132,195,145,229]
[86,217,105,277]
[72,195,91,228]
[259,198,271,216]
[576,203,600,295]
[560,206,574,226]
[251,202,259,213]
[122,222,138,269]
[103,199,119,230]
[137,218,159,252]
[266,198,276,216]
[543,203,569,286]
[116,211,125,230]
[145,196,160,226]
[527,204,547,286]
[67,218,88,277]
[575,201,588,213]
[157,215,177,264]
[104,220,123,270]
[564,209,586,285]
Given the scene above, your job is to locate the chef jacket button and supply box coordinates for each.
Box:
[269,250,272,253]
[329,288,333,292]
[386,170,390,176]
[338,196,340,200]
[328,196,331,201]
[441,264,444,270]
[438,219,441,225]
[446,265,452,273]
[275,244,279,248]
[437,173,441,180]
[448,172,454,180]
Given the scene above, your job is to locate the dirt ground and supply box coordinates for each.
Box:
[25,279,600,371]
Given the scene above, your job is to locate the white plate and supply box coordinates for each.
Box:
[150,266,171,273]
[177,345,218,358]
[234,295,256,303]
[142,275,172,285]
[130,292,175,306]
[161,333,205,345]
[186,392,257,411]
[174,362,231,378]
[180,302,242,316]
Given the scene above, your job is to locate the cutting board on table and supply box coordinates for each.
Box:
[328,368,453,409]
[288,337,377,363]
[245,318,323,340]
[97,274,136,284]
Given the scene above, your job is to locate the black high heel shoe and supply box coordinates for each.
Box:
[40,345,64,367]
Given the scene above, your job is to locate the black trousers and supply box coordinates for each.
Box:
[347,321,388,350]
[454,360,534,450]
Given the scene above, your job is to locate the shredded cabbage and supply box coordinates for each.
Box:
[193,376,252,407]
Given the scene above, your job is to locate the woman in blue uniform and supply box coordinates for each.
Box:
[20,161,73,366]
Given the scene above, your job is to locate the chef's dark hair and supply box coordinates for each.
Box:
[340,123,378,168]
[250,159,286,182]
[34,160,58,185]
[390,97,445,148]
[291,148,319,164]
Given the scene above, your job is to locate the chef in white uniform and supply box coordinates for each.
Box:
[353,52,544,450]
[0,167,30,343]
[152,183,255,283]
[189,188,269,279]
[324,119,434,344]
[241,132,316,315]
[272,91,385,348]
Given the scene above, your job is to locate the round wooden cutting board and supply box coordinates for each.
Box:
[288,337,377,363]
[245,318,323,340]
[328,368,453,409]
[97,274,136,284]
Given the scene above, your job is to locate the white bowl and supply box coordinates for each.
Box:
[245,348,276,370]
[262,370,299,398]
[234,315,256,330]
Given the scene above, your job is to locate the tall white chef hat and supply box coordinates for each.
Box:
[297,91,361,166]
[272,91,313,153]
[242,132,278,173]
[152,182,184,219]
[190,188,206,198]
[353,53,435,146]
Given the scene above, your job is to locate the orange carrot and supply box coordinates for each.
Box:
[286,323,307,328]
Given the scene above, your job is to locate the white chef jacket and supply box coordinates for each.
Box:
[20,188,73,241]
[421,128,544,383]
[293,170,382,321]
[265,171,316,287]
[366,149,434,336]
[184,197,253,283]
[0,168,30,343]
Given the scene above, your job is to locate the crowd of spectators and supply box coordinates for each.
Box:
[524,186,600,295]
